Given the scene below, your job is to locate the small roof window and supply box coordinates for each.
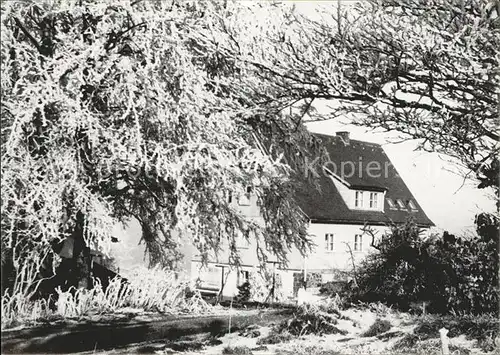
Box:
[396,199,407,210]
[408,200,418,211]
[387,198,397,209]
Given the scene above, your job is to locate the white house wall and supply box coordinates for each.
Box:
[191,260,298,299]
[191,221,392,297]
[266,223,390,272]
[304,223,390,271]
[189,187,432,298]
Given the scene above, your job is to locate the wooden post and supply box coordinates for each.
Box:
[439,328,450,355]
[272,262,277,303]
[303,256,308,289]
[216,265,226,303]
[228,295,233,334]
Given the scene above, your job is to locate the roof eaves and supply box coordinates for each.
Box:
[350,185,388,192]
[309,218,389,226]
[323,166,351,188]
[309,218,434,228]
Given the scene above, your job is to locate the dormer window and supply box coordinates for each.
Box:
[355,191,364,208]
[354,190,382,211]
[408,200,418,211]
[396,199,407,210]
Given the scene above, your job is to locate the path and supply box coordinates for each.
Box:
[1,309,292,354]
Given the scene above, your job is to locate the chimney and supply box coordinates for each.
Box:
[336,131,350,145]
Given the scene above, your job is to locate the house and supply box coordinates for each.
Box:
[191,132,434,300]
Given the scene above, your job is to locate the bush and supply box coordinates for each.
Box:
[361,318,392,337]
[393,337,473,355]
[350,216,499,315]
[257,329,293,345]
[319,281,347,296]
[278,304,347,336]
[257,304,347,344]
[236,281,251,302]
[248,270,285,302]
[317,295,344,316]
[393,313,499,353]
[222,345,253,355]
[414,314,499,352]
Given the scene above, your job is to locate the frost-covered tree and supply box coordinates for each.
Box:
[1,0,317,291]
[218,0,499,192]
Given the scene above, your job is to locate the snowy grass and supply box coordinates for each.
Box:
[1,261,53,329]
[212,300,499,355]
[1,290,52,329]
[1,266,211,329]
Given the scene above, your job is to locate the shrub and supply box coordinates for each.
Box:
[257,329,293,345]
[350,216,499,315]
[393,333,420,350]
[361,318,392,337]
[414,314,499,351]
[276,304,347,336]
[393,313,499,353]
[317,295,344,316]
[319,281,347,296]
[167,340,204,352]
[236,281,251,302]
[393,337,472,355]
[222,345,253,355]
[248,269,285,302]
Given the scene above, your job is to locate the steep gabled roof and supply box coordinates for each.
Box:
[295,133,434,227]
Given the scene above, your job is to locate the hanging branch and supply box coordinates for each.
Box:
[343,241,358,287]
[14,17,42,53]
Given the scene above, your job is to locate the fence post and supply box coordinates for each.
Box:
[439,328,450,355]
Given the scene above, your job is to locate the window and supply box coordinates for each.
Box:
[239,186,252,206]
[408,200,418,211]
[387,198,397,209]
[396,199,407,210]
[355,191,364,208]
[354,234,363,251]
[355,191,381,210]
[227,191,233,203]
[369,192,378,208]
[238,270,250,285]
[325,233,335,251]
[235,234,250,249]
[204,266,221,287]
